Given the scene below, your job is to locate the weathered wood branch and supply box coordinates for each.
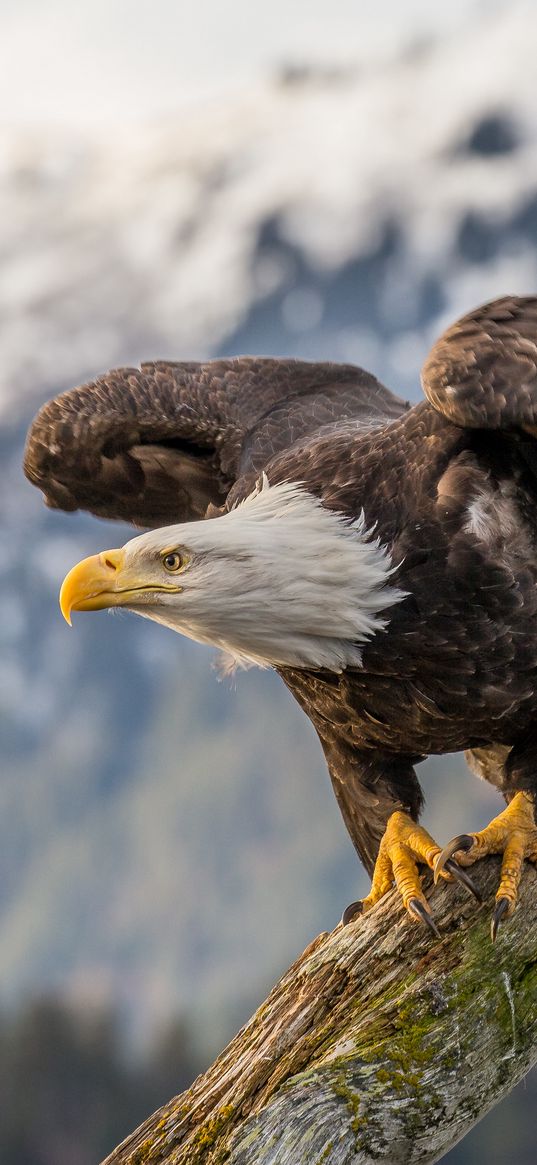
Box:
[103,860,537,1165]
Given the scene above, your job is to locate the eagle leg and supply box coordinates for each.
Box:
[434,791,537,940]
[342,810,479,936]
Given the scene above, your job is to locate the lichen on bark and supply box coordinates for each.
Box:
[103,858,537,1165]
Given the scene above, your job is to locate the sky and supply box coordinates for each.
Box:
[0,0,493,128]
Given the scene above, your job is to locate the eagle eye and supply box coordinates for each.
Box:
[162,551,183,573]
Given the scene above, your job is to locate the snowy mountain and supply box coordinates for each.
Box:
[2,2,537,1038]
[2,2,537,424]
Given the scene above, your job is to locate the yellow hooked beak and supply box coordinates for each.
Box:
[60,549,129,624]
[59,548,182,625]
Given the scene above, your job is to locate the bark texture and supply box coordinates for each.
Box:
[103,859,537,1165]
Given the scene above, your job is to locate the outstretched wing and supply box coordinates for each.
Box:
[24,358,407,528]
[421,295,537,431]
[238,297,537,548]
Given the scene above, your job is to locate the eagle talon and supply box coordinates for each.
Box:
[491,896,511,942]
[435,793,537,939]
[434,835,475,882]
[443,857,482,902]
[353,811,458,938]
[407,897,441,939]
[341,901,363,926]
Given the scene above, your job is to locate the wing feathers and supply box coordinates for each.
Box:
[422,295,537,431]
[24,357,404,528]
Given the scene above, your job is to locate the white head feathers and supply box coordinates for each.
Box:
[123,478,406,673]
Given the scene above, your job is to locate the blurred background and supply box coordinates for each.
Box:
[1,1,536,1161]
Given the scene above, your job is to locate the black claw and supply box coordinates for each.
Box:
[491,897,510,942]
[444,858,483,902]
[434,834,475,883]
[342,900,363,926]
[408,897,441,939]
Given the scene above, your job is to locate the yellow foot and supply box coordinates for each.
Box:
[342,810,480,937]
[434,791,537,940]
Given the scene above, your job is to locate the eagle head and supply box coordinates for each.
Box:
[59,481,405,672]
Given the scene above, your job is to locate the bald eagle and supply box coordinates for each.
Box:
[24,296,537,939]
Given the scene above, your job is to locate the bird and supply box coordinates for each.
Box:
[24,294,537,940]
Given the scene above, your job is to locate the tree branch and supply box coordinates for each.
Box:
[103,860,537,1165]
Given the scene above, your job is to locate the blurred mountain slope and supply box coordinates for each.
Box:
[0,0,488,127]
[2,2,537,423]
